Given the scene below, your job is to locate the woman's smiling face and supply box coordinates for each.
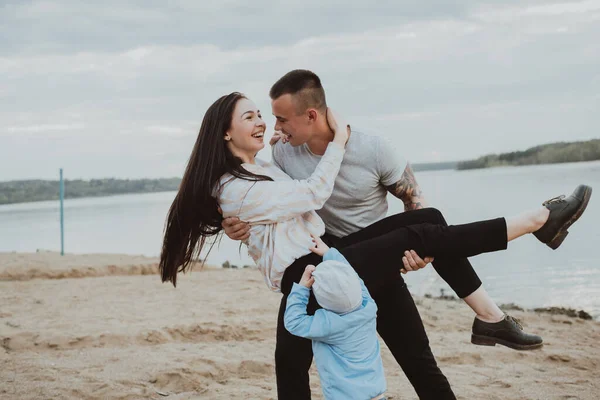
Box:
[225,97,267,162]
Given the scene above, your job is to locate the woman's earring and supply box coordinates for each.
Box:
[225,136,231,141]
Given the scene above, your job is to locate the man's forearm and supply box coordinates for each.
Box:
[406,193,428,211]
[386,164,427,211]
[405,196,426,211]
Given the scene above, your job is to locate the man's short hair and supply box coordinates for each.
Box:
[269,69,327,114]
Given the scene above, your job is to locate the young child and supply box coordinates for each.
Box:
[283,236,387,400]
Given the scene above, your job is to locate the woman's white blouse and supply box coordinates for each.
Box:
[216,143,345,291]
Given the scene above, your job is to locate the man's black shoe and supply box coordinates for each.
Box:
[471,315,543,351]
[534,184,592,250]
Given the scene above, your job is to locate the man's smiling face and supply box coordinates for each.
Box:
[271,94,313,147]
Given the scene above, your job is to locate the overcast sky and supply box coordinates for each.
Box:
[1,0,599,181]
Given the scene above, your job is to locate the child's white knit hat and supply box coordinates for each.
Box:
[312,260,362,314]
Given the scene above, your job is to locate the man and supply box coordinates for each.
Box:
[223,70,542,399]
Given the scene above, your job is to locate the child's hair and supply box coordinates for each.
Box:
[312,260,362,314]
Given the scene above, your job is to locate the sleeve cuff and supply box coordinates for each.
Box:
[380,161,408,187]
[291,282,311,295]
[326,141,345,154]
[323,247,342,261]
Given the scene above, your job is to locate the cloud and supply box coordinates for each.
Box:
[0,0,598,179]
[5,123,85,134]
[1,0,569,55]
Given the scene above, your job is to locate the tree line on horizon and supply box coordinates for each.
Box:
[0,178,181,205]
[1,139,598,205]
[457,139,600,170]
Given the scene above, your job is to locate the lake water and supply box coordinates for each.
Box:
[1,161,599,319]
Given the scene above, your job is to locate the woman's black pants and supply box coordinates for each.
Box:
[275,207,508,400]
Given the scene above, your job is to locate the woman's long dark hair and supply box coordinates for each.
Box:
[159,92,272,286]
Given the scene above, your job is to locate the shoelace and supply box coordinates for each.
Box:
[506,315,523,330]
[542,194,566,207]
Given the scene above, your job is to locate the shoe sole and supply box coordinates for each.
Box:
[471,334,543,351]
[547,185,593,250]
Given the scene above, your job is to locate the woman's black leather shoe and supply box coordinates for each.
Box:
[471,315,543,350]
[534,184,592,250]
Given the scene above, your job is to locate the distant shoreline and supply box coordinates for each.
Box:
[2,139,598,205]
[0,188,178,207]
[457,139,600,170]
[0,178,180,206]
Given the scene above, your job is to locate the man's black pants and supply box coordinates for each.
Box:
[276,207,507,400]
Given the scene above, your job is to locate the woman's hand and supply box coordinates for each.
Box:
[269,130,289,146]
[326,108,350,146]
[299,265,317,288]
[309,234,330,256]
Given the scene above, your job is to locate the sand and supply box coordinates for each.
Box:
[1,252,599,400]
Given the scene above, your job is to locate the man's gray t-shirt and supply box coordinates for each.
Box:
[272,130,407,238]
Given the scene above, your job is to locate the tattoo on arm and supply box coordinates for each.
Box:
[385,165,424,211]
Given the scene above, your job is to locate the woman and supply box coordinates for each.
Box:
[159,92,591,395]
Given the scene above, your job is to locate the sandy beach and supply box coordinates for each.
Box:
[1,252,599,400]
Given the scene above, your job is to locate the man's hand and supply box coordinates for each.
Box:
[401,250,434,274]
[309,234,330,257]
[222,217,250,241]
[269,130,290,146]
[299,265,317,288]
